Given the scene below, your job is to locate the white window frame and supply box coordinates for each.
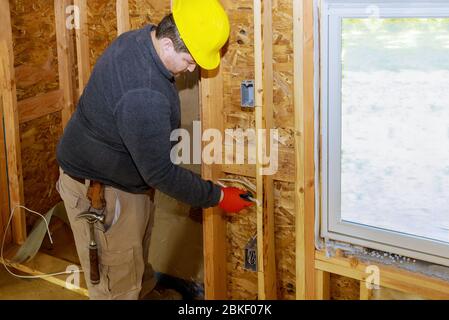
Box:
[320,0,449,267]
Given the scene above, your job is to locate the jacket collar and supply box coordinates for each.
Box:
[137,24,174,81]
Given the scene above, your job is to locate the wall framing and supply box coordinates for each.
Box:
[0,0,26,245]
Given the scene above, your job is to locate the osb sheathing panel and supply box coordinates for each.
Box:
[20,112,63,232]
[87,0,117,67]
[10,0,59,101]
[129,0,171,30]
[224,177,296,300]
[221,0,296,299]
[225,175,258,300]
[222,0,254,132]
[330,274,360,300]
[274,181,296,299]
[87,1,171,67]
[272,0,295,147]
[222,1,257,298]
[9,0,62,232]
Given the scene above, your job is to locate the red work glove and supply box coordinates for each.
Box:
[218,187,254,213]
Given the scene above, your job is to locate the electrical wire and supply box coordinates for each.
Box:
[1,205,83,279]
[218,178,256,193]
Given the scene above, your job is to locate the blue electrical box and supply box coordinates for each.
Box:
[240,80,255,108]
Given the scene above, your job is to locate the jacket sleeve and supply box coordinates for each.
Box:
[113,88,221,208]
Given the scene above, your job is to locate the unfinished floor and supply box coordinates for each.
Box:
[0,267,86,300]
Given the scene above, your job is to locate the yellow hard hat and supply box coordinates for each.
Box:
[172,0,230,70]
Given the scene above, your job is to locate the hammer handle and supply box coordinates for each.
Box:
[89,244,100,285]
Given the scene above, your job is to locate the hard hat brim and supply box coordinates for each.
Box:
[192,50,221,71]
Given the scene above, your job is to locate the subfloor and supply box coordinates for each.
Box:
[0,266,86,300]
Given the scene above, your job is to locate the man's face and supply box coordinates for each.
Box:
[168,51,197,76]
[160,38,197,76]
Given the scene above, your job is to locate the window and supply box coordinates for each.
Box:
[321,0,449,266]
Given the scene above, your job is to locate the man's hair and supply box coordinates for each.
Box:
[155,14,189,53]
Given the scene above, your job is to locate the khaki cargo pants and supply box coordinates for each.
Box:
[56,168,157,299]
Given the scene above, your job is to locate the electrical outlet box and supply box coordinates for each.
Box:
[240,80,255,108]
[244,236,257,272]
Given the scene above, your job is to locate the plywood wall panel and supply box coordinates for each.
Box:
[225,174,258,299]
[19,111,62,231]
[128,0,171,30]
[8,0,62,234]
[330,274,360,300]
[272,0,294,129]
[10,0,59,101]
[87,0,117,67]
[274,181,296,299]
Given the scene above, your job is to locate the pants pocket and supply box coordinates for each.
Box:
[100,247,138,297]
[56,174,90,211]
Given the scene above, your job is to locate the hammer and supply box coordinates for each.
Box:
[77,210,105,285]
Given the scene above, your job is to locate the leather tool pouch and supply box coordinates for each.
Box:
[87,181,106,210]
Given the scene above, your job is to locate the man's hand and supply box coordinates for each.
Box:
[218,187,254,213]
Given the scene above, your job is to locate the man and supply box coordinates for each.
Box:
[56,0,252,300]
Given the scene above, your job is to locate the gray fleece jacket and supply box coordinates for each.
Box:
[56,24,221,208]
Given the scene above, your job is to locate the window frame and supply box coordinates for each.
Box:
[320,0,449,266]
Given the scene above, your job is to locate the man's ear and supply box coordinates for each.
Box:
[160,37,175,53]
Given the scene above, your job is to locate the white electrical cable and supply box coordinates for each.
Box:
[217,178,256,193]
[216,180,227,188]
[1,205,83,279]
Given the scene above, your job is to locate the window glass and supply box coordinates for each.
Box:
[341,18,449,243]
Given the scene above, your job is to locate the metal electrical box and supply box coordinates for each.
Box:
[244,235,257,271]
[240,80,255,108]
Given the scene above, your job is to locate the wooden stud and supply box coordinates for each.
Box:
[261,0,277,300]
[254,0,271,300]
[116,0,131,36]
[200,66,227,300]
[0,43,26,244]
[253,0,264,299]
[74,0,91,94]
[0,99,12,245]
[294,0,316,300]
[0,0,26,245]
[294,0,306,300]
[360,280,373,300]
[18,89,63,124]
[315,269,331,300]
[303,0,317,301]
[55,0,76,128]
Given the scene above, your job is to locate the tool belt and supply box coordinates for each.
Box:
[66,174,105,209]
[87,181,106,210]
[67,172,154,285]
[65,174,105,285]
[67,173,155,202]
